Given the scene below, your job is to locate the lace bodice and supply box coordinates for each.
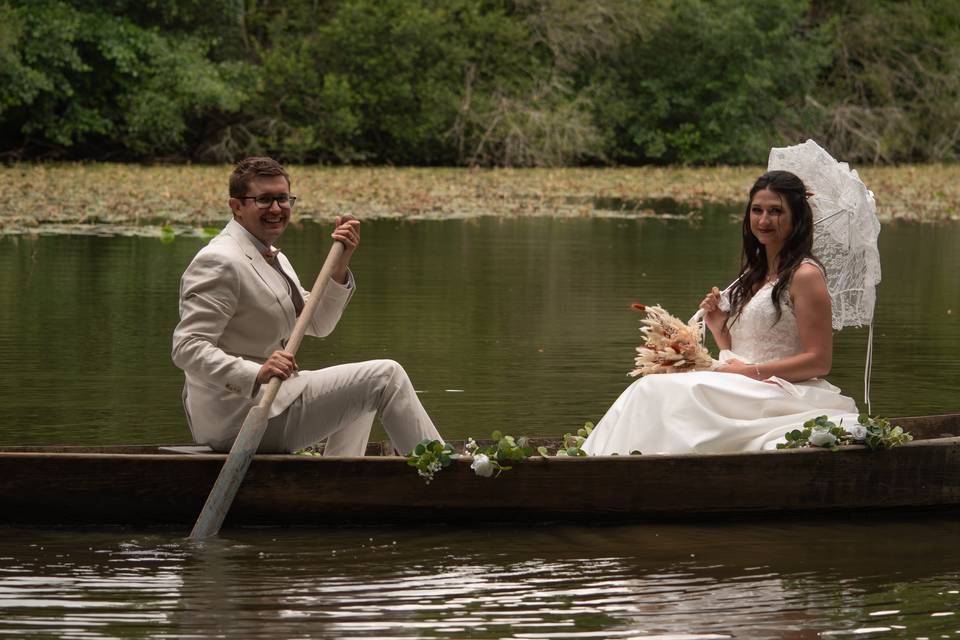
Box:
[720,281,803,364]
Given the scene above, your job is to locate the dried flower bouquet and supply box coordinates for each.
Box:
[629,303,717,377]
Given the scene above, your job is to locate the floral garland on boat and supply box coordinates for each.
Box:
[399,413,913,484]
[777,414,913,451]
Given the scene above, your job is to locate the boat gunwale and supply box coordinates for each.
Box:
[1,433,958,462]
[1,413,956,462]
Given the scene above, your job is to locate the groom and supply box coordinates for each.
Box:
[171,156,441,455]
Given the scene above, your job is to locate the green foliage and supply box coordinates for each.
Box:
[2,0,958,165]
[0,0,245,157]
[294,446,322,456]
[586,0,828,164]
[779,415,847,451]
[556,421,595,457]
[858,414,914,450]
[239,0,542,165]
[809,0,960,163]
[406,438,458,484]
[465,431,535,477]
[777,415,913,451]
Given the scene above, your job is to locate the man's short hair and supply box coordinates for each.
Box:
[229,157,291,198]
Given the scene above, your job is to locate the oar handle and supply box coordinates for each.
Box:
[189,220,353,539]
[257,240,346,411]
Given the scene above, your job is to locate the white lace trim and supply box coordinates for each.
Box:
[722,259,823,364]
[726,283,803,364]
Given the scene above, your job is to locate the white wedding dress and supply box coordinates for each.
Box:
[582,280,861,456]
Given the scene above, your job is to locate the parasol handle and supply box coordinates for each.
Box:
[688,282,736,324]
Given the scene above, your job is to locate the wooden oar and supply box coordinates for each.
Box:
[189,228,350,539]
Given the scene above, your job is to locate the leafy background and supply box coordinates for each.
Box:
[1,0,958,166]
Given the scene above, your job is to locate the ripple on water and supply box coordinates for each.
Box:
[1,518,960,638]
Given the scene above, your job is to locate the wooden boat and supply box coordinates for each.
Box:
[2,414,958,527]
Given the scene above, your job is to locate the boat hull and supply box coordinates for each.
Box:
[3,414,959,527]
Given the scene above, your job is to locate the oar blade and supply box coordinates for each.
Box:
[189,405,270,539]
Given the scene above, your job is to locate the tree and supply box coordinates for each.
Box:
[0,0,246,159]
[809,0,960,163]
[585,0,827,165]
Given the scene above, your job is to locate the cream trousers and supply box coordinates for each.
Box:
[211,359,441,456]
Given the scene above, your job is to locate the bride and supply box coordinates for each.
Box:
[582,170,861,456]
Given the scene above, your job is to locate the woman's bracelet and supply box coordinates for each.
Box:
[754,364,762,380]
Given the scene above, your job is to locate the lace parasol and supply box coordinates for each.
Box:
[767,139,882,332]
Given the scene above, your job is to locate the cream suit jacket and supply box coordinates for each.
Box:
[172,219,354,448]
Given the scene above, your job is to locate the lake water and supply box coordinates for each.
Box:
[2,213,959,637]
[1,213,958,445]
[3,518,960,638]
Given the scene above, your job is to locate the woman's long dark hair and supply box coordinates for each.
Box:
[728,170,820,326]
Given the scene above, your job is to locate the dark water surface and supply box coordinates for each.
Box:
[2,215,959,637]
[1,214,958,444]
[2,517,960,638]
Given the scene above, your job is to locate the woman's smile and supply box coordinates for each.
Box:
[749,188,793,247]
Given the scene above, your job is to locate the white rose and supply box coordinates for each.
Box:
[809,427,838,448]
[847,424,868,441]
[470,453,495,477]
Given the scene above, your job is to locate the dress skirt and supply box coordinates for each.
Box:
[581,371,861,456]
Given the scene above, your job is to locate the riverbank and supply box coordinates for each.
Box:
[1,163,957,235]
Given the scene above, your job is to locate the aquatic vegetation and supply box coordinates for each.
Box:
[1,164,956,236]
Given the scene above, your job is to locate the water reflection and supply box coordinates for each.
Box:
[1,216,958,446]
[3,216,960,639]
[2,517,960,638]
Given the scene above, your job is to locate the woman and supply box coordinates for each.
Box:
[582,170,861,456]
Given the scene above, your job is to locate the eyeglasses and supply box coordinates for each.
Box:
[239,194,298,209]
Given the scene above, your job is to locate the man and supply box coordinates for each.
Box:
[172,156,441,455]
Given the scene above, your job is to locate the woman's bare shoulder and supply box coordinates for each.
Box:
[795,260,826,282]
[790,261,830,300]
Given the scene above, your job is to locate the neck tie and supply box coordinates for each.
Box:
[263,250,305,316]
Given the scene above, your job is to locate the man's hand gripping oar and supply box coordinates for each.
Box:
[189,215,356,539]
